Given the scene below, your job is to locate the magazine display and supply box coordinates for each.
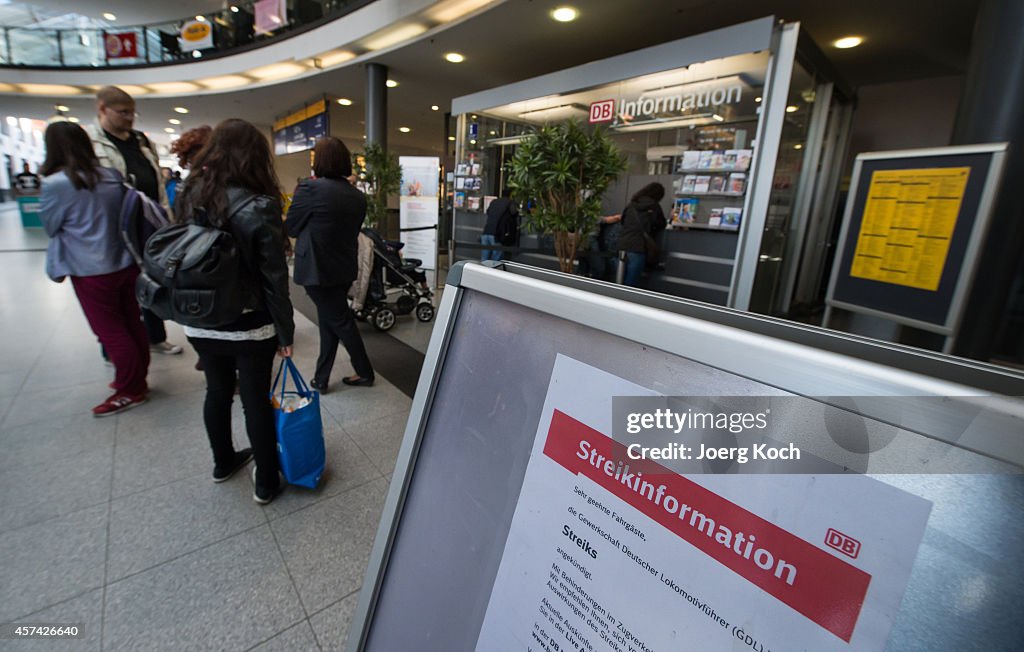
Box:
[671,198,698,226]
[721,207,742,228]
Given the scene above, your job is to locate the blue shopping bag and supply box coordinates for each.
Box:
[271,358,325,489]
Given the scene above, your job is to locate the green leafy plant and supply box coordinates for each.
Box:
[355,142,402,228]
[506,119,626,273]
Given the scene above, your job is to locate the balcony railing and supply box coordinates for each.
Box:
[0,0,370,69]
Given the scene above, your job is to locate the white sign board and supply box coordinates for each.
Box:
[399,156,439,270]
[476,354,932,652]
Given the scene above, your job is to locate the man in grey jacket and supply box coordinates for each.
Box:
[85,85,182,355]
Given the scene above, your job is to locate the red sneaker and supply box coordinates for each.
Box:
[92,393,148,418]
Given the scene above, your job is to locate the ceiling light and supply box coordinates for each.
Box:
[314,50,355,68]
[174,107,189,114]
[754,96,762,103]
[168,118,181,125]
[362,23,427,51]
[196,15,206,22]
[165,127,175,133]
[712,114,724,122]
[426,0,491,22]
[198,74,250,90]
[192,50,202,58]
[833,36,863,49]
[103,12,116,21]
[786,105,798,113]
[444,52,465,63]
[18,83,82,95]
[230,5,239,12]
[337,98,353,106]
[147,82,200,93]
[551,6,578,22]
[386,79,398,88]
[431,105,439,111]
[68,117,80,123]
[54,104,69,112]
[448,136,455,141]
[248,61,307,81]
[399,127,411,133]
[794,143,803,149]
[0,83,14,92]
[117,84,148,96]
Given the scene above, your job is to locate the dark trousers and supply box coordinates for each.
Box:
[71,266,150,396]
[141,307,167,345]
[189,336,280,487]
[305,284,374,383]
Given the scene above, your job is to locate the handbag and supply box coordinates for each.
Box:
[642,232,661,261]
[270,358,325,489]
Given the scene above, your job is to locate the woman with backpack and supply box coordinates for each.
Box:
[617,182,668,287]
[39,120,151,417]
[175,119,295,505]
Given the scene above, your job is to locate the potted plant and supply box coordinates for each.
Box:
[507,119,626,273]
[355,142,402,228]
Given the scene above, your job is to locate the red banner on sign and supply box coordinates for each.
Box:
[542,409,871,642]
[104,32,138,59]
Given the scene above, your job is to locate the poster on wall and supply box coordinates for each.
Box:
[104,32,138,59]
[254,0,288,35]
[399,156,439,271]
[475,355,932,652]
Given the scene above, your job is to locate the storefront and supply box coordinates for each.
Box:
[448,16,853,314]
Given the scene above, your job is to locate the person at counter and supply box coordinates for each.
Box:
[617,182,667,287]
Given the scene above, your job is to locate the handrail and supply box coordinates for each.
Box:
[0,0,371,70]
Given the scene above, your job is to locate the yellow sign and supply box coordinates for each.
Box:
[850,167,970,291]
[181,22,212,42]
[273,99,327,133]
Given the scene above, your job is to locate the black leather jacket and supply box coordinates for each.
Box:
[223,187,295,346]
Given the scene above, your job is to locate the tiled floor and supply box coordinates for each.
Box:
[0,203,432,651]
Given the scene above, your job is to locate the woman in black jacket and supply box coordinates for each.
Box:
[176,119,295,505]
[286,136,374,392]
[617,182,667,287]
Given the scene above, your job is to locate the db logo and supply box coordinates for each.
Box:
[589,99,615,123]
[825,528,861,559]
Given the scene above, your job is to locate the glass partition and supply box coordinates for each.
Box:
[10,28,58,66]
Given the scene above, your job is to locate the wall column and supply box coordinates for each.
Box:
[366,63,388,150]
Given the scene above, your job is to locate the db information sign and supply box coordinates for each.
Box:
[589,99,615,123]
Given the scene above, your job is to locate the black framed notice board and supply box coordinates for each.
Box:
[345,261,1024,652]
[825,144,1007,350]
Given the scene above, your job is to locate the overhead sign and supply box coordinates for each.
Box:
[179,20,213,51]
[104,32,138,59]
[255,0,288,35]
[590,79,746,127]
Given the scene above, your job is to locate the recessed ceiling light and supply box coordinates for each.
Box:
[165,127,175,133]
[386,79,398,88]
[196,15,206,22]
[794,143,803,149]
[148,82,199,93]
[448,136,455,141]
[786,105,798,113]
[174,107,189,114]
[399,127,411,133]
[551,6,578,22]
[198,74,250,90]
[230,5,239,12]
[169,118,181,125]
[712,114,724,122]
[444,52,465,63]
[337,98,352,106]
[192,50,202,58]
[431,105,439,111]
[19,83,82,95]
[248,62,307,81]
[68,117,80,123]
[54,104,69,112]
[102,12,116,21]
[833,36,863,49]
[754,96,762,103]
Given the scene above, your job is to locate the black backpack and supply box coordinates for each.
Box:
[134,196,256,328]
[495,205,519,246]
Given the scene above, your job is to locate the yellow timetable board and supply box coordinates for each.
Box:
[850,167,970,291]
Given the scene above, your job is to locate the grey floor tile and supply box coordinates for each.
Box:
[309,592,360,652]
[107,470,267,582]
[0,505,107,623]
[271,477,389,614]
[0,368,28,397]
[249,620,320,652]
[320,383,411,431]
[0,588,103,652]
[103,526,305,652]
[0,445,113,531]
[1,379,119,429]
[341,412,410,476]
[0,411,115,471]
[262,421,381,521]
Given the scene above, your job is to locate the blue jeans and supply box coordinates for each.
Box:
[622,251,646,287]
[480,234,502,262]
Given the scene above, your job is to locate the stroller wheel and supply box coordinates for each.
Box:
[415,302,435,322]
[372,307,397,331]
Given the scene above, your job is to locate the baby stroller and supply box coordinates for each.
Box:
[356,228,435,331]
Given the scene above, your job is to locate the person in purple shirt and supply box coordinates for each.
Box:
[39,121,150,417]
